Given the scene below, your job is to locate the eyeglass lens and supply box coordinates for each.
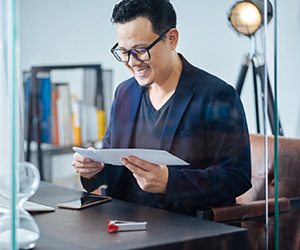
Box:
[114,48,150,62]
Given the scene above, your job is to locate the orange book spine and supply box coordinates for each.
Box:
[52,86,59,145]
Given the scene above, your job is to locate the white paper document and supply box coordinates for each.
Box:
[72,147,189,166]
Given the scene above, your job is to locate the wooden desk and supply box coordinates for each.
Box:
[31,182,247,250]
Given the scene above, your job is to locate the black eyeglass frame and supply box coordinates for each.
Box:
[110,27,173,63]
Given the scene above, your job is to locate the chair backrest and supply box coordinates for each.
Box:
[237,133,300,203]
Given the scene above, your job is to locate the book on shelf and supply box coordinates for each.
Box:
[55,83,73,147]
[71,95,82,146]
[24,72,52,143]
[51,84,59,145]
[39,73,52,143]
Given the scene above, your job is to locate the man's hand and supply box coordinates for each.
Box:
[72,148,105,179]
[121,155,169,194]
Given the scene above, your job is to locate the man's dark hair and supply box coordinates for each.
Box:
[111,0,177,35]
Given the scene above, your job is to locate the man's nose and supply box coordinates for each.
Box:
[128,53,142,67]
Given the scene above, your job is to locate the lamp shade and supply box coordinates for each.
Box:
[228,0,273,36]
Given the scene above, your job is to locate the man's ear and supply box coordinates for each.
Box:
[168,28,179,50]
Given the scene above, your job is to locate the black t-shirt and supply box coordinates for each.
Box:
[125,88,172,207]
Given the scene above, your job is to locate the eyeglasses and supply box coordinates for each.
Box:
[110,27,172,63]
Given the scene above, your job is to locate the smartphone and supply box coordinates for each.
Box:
[57,194,112,210]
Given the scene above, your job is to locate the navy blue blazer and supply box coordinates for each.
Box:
[82,55,251,216]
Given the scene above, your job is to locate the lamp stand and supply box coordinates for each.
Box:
[235,37,283,135]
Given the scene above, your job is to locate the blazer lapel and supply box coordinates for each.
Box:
[109,83,143,196]
[120,86,143,148]
[159,59,196,151]
[114,83,143,148]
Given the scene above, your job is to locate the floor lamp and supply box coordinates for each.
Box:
[228,0,283,135]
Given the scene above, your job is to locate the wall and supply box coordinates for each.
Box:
[19,0,300,138]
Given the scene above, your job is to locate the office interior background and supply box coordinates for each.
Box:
[17,0,300,190]
[18,0,300,188]
[20,0,300,139]
[0,1,296,248]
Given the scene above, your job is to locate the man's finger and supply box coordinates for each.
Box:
[73,152,91,163]
[126,155,154,171]
[121,157,147,178]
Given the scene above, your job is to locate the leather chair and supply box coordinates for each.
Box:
[198,133,300,250]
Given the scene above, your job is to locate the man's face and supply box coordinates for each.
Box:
[116,17,172,87]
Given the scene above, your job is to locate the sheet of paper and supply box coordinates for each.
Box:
[72,147,189,166]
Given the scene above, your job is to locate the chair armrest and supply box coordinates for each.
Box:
[290,197,300,210]
[197,197,291,223]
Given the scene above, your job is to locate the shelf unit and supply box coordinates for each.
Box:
[25,64,112,181]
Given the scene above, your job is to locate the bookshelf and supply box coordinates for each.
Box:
[25,64,112,181]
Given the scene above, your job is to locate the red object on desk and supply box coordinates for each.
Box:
[107,220,148,233]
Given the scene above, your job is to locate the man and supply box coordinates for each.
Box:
[72,0,251,216]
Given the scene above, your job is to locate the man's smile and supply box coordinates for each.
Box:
[134,66,150,77]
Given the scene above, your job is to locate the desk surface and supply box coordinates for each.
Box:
[31,182,247,250]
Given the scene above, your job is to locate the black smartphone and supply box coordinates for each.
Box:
[57,194,112,210]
